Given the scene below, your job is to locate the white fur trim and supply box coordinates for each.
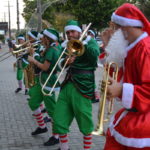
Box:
[61,40,68,48]
[126,32,148,53]
[122,83,134,109]
[38,33,43,39]
[65,25,82,33]
[22,58,29,65]
[27,31,38,40]
[109,110,150,148]
[39,45,45,52]
[17,37,25,41]
[88,30,95,37]
[111,13,143,27]
[110,126,150,148]
[33,52,39,58]
[43,30,58,41]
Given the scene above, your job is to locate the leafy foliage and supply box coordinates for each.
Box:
[22,0,150,31]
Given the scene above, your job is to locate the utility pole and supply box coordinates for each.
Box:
[16,0,20,32]
[8,1,11,39]
[5,1,13,39]
[4,12,6,22]
[37,0,42,32]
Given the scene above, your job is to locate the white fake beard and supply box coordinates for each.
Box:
[105,29,129,68]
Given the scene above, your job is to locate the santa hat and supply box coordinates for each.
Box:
[27,30,39,40]
[43,28,59,41]
[17,34,25,41]
[111,3,150,35]
[65,20,82,33]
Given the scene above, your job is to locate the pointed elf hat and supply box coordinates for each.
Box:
[27,30,39,40]
[64,20,82,33]
[17,34,25,41]
[43,28,59,41]
[111,3,150,35]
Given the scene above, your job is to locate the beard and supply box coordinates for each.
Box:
[105,29,129,68]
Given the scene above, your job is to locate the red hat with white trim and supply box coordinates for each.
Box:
[111,3,150,35]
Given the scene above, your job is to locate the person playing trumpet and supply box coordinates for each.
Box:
[102,3,150,150]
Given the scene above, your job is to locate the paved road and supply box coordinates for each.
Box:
[0,45,122,150]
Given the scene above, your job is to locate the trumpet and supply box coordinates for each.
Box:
[12,43,39,55]
[14,39,35,49]
[41,23,92,96]
[92,62,118,136]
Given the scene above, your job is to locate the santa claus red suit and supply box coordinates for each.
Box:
[104,3,150,150]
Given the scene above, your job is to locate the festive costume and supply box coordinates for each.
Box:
[104,3,150,150]
[53,20,100,150]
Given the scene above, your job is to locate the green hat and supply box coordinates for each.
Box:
[65,20,82,33]
[43,28,59,41]
[17,34,25,41]
[88,30,96,37]
[27,30,39,40]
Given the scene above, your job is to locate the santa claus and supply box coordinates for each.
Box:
[102,3,150,150]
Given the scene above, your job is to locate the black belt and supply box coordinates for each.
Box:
[69,68,94,74]
[126,108,138,112]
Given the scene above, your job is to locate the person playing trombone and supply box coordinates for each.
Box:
[52,20,100,150]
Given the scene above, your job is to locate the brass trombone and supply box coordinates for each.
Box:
[41,23,92,96]
[92,62,118,136]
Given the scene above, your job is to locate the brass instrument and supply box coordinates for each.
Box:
[14,40,35,49]
[24,46,36,88]
[41,23,92,96]
[12,43,39,55]
[92,62,118,136]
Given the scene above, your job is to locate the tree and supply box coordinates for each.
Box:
[137,0,150,20]
[63,0,136,30]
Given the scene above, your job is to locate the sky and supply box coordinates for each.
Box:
[0,0,25,29]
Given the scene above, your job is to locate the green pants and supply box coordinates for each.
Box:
[28,77,56,118]
[53,82,94,135]
[17,68,23,80]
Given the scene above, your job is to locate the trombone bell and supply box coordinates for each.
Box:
[67,39,84,56]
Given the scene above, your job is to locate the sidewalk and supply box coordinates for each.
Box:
[0,45,121,150]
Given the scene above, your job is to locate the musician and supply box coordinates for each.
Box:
[52,20,100,150]
[87,29,96,39]
[102,3,150,150]
[14,35,28,94]
[28,28,61,146]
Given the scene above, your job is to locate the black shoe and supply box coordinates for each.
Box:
[92,99,99,103]
[41,108,47,113]
[43,116,51,123]
[44,136,59,146]
[25,89,28,95]
[15,88,22,93]
[26,98,30,101]
[31,127,48,135]
[57,148,70,150]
